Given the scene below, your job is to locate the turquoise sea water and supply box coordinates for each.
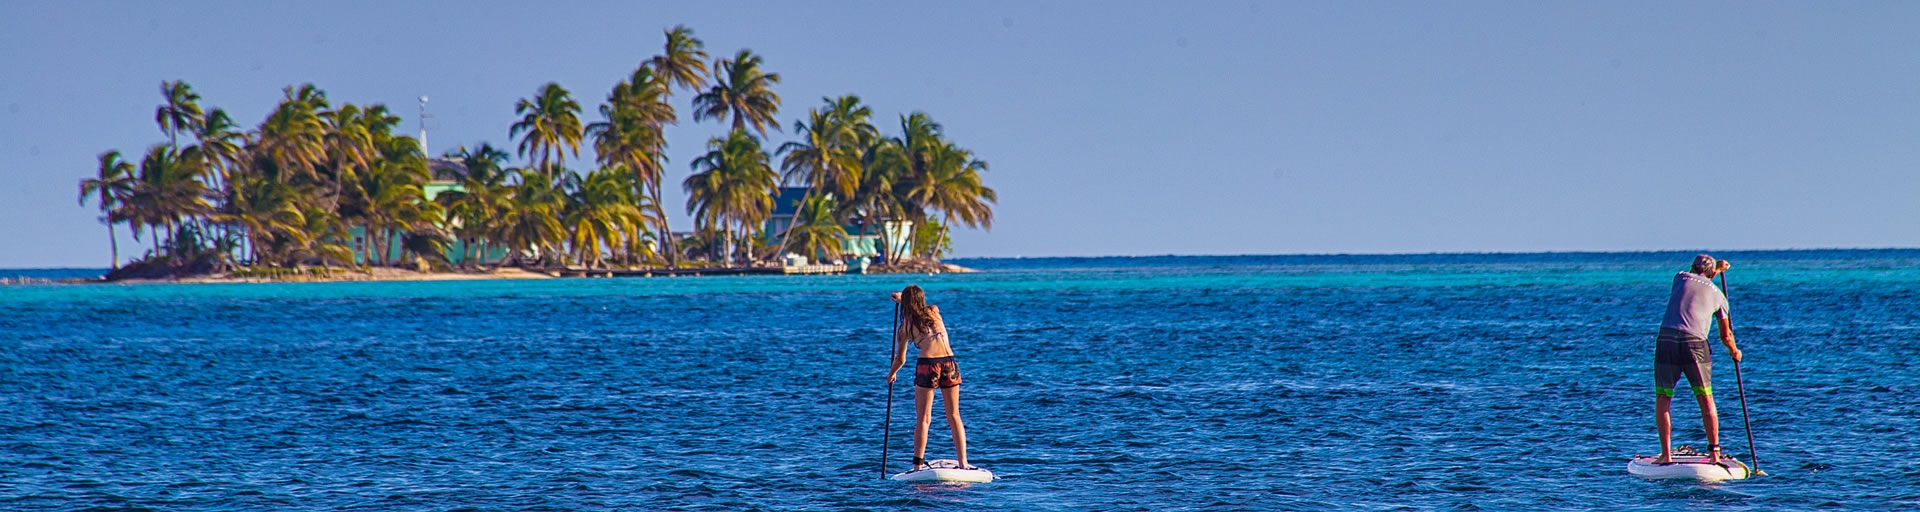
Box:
[2,250,1917,510]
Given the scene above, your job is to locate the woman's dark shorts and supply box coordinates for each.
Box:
[1654,328,1713,398]
[914,356,962,389]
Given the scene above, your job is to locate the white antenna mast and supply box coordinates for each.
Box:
[418,96,431,158]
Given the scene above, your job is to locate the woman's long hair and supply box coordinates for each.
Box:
[901,285,934,332]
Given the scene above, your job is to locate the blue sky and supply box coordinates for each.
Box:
[3,2,1917,268]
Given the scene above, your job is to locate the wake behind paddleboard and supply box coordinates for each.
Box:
[890,459,995,483]
[1627,453,1751,481]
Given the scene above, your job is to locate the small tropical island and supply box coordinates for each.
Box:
[76,26,994,283]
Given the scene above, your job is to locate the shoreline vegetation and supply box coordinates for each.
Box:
[75,25,995,284]
[3,260,974,286]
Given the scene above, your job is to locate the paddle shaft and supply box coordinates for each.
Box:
[1721,273,1762,475]
[881,303,900,479]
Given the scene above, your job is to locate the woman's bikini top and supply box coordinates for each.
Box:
[909,307,950,352]
[917,326,947,344]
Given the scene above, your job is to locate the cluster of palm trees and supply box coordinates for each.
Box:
[80,80,446,272]
[80,25,996,274]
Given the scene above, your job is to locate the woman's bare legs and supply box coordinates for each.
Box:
[913,386,934,469]
[943,385,968,468]
[911,385,971,469]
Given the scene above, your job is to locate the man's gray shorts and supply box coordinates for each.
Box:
[1654,328,1713,398]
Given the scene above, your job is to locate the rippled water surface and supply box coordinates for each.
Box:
[3,250,1918,510]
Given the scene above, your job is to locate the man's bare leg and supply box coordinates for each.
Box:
[1696,392,1721,463]
[1655,395,1674,464]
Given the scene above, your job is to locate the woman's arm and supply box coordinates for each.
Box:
[888,321,910,382]
[888,297,910,382]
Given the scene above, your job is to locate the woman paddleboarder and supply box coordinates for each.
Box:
[887,285,973,471]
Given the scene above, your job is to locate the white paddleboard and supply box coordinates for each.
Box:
[890,459,995,483]
[1627,454,1751,481]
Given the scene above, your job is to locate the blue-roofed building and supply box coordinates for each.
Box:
[763,187,912,263]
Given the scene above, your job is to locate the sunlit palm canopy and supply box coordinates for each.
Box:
[510,83,585,172]
[684,129,777,240]
[156,80,204,150]
[693,49,782,137]
[255,84,331,184]
[649,25,709,94]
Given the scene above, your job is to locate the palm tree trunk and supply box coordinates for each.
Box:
[776,190,810,265]
[650,187,676,268]
[893,219,912,263]
[740,223,752,265]
[107,221,120,270]
[363,225,377,267]
[376,228,389,267]
[876,216,891,264]
[162,221,174,259]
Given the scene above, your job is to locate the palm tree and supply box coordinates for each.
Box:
[693,49,782,137]
[448,143,512,184]
[156,80,204,152]
[780,96,873,199]
[219,172,312,266]
[565,167,649,267]
[844,112,961,261]
[905,141,996,231]
[782,194,847,262]
[291,205,357,269]
[124,144,214,258]
[824,95,881,172]
[847,136,908,262]
[193,108,246,188]
[360,158,441,266]
[499,166,570,264]
[861,113,996,261]
[255,85,330,184]
[78,151,137,269]
[322,103,376,199]
[587,67,671,194]
[649,25,709,95]
[439,144,512,268]
[510,83,584,173]
[609,66,679,127]
[333,104,410,255]
[351,131,434,266]
[685,129,777,264]
[773,95,873,255]
[587,67,676,253]
[644,25,708,266]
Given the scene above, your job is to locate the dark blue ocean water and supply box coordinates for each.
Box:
[2,250,1917,510]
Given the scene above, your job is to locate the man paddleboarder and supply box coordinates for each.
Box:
[1653,254,1743,464]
